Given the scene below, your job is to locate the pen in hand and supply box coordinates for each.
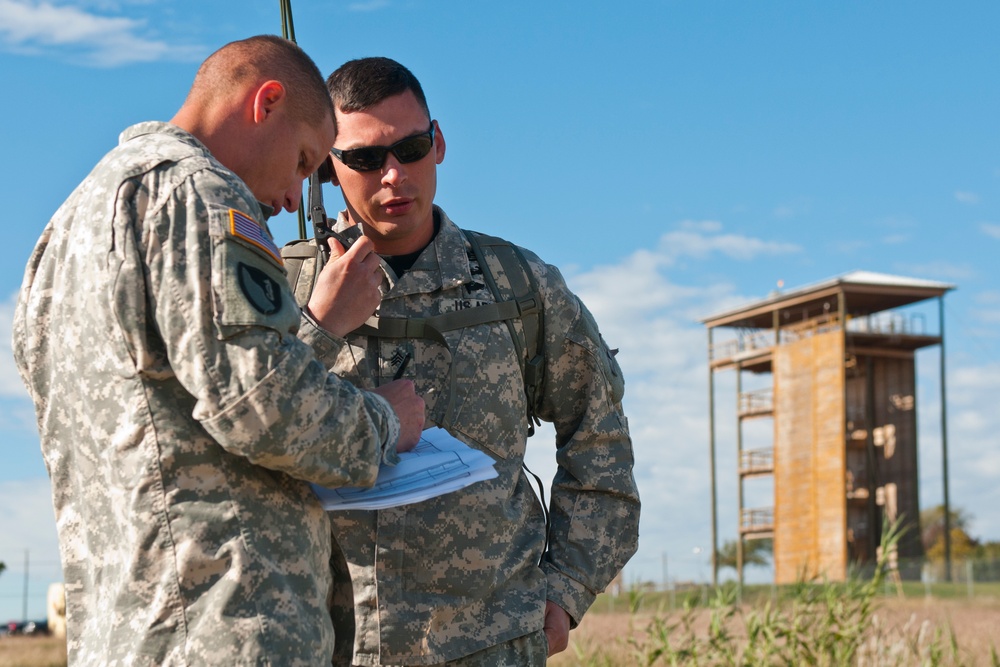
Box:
[392,353,412,381]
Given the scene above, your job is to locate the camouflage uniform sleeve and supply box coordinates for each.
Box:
[297,309,400,465]
[532,256,641,625]
[296,308,347,367]
[144,170,398,485]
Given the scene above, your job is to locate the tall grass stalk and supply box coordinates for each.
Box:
[570,519,1000,666]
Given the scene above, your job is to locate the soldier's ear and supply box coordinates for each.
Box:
[252,81,286,124]
[433,119,445,165]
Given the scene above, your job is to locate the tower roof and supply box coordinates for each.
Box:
[701,270,956,329]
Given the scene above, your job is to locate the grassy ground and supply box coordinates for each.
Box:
[0,636,66,667]
[551,593,1000,666]
[3,592,999,666]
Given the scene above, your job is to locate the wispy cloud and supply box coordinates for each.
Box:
[0,0,203,66]
[955,191,980,205]
[773,197,811,219]
[654,222,801,264]
[834,239,870,254]
[876,215,917,230]
[893,260,974,282]
[678,219,722,233]
[347,0,391,11]
[980,223,1000,240]
[972,291,1000,327]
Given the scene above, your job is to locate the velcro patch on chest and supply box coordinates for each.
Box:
[229,208,282,265]
[443,298,493,312]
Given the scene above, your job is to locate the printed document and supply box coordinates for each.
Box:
[312,427,498,511]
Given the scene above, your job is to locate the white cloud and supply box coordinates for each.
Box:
[0,0,203,66]
[955,191,980,205]
[980,223,1000,240]
[654,226,801,264]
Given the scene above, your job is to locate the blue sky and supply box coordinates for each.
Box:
[2,0,999,621]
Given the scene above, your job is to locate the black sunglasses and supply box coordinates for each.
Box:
[330,124,436,172]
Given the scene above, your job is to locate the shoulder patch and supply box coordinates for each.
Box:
[229,208,282,265]
[237,262,283,315]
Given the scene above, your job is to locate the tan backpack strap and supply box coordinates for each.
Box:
[354,299,524,345]
[463,230,545,434]
[280,240,323,308]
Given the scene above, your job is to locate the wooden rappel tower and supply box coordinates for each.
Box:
[703,271,954,585]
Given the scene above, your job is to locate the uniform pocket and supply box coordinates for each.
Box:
[439,322,527,461]
[566,298,625,404]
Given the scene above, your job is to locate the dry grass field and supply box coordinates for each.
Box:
[2,596,997,666]
[551,595,1000,666]
[0,635,66,667]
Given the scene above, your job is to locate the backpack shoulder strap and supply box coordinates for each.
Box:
[464,231,551,556]
[280,239,323,308]
[462,230,545,434]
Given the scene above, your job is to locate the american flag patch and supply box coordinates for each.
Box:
[229,209,282,265]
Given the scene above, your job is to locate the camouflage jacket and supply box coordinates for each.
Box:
[289,208,640,665]
[12,122,401,666]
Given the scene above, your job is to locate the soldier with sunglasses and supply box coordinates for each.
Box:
[284,57,640,666]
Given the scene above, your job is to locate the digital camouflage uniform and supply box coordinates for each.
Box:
[12,122,402,666]
[287,207,640,665]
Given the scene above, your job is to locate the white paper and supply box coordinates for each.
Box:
[312,427,498,511]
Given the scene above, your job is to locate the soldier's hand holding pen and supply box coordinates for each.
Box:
[372,378,424,453]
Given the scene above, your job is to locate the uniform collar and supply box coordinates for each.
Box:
[118,122,274,221]
[120,121,208,152]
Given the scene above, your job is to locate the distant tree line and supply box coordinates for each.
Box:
[717,538,772,572]
[711,504,1000,577]
[921,504,1000,562]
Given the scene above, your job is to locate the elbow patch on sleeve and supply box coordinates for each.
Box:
[210,207,300,340]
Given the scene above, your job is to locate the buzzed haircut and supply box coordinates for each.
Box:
[326,57,430,120]
[189,34,334,125]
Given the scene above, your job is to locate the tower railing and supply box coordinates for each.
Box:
[709,329,776,362]
[739,388,774,416]
[739,448,774,475]
[740,507,774,533]
[846,312,928,337]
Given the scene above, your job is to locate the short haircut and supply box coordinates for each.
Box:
[189,34,334,125]
[326,57,430,121]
